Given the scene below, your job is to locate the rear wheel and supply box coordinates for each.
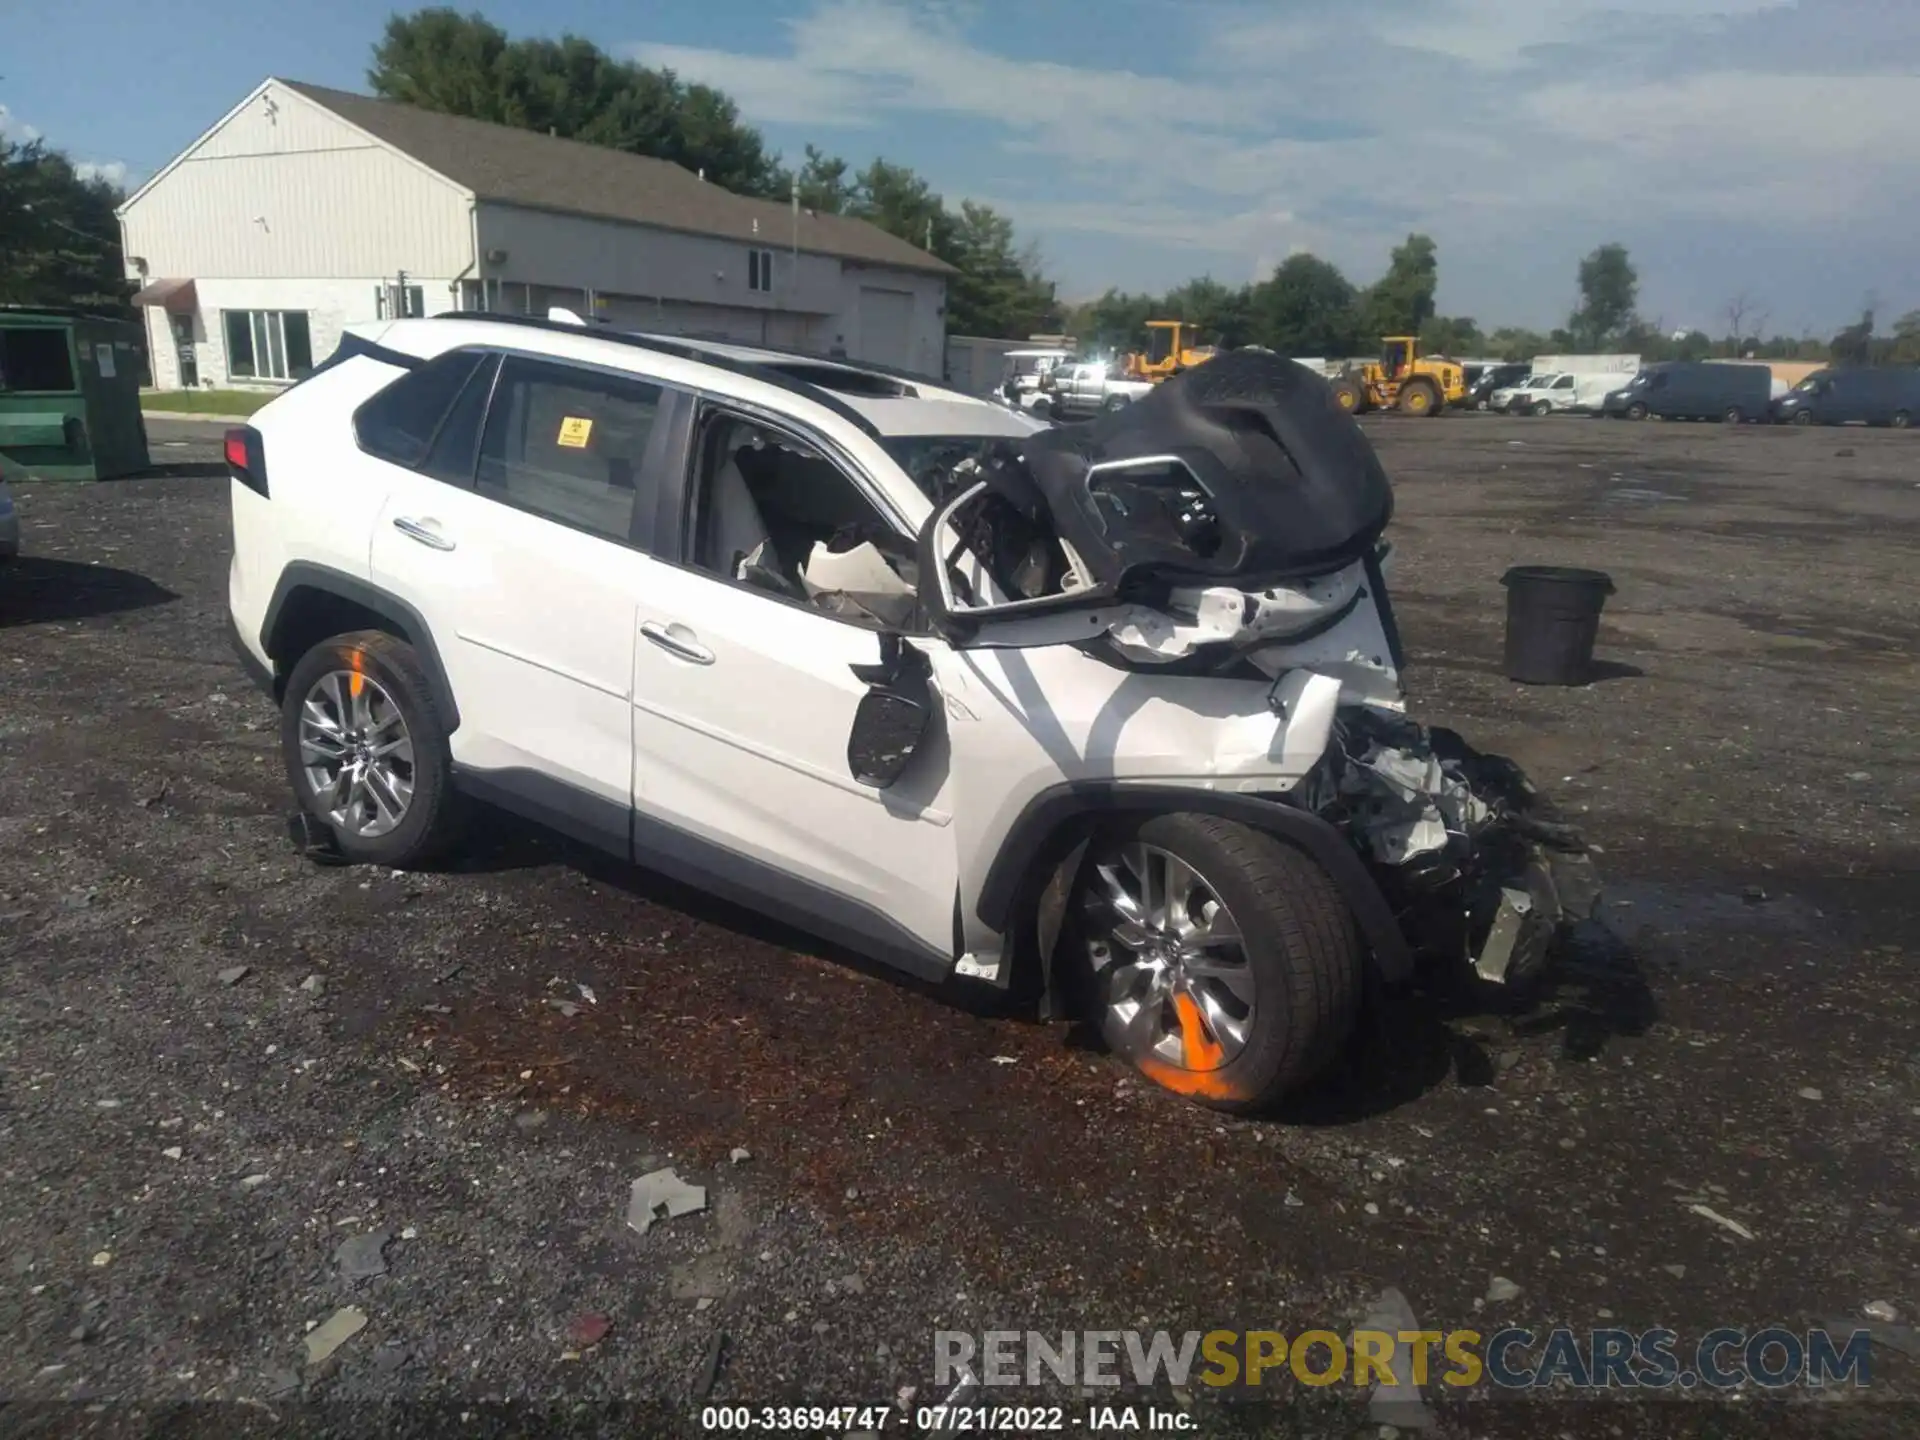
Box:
[1723,405,1744,424]
[280,630,464,868]
[1071,813,1363,1112]
[1330,377,1366,414]
[1894,410,1912,430]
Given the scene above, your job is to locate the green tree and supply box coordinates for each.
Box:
[790,144,855,215]
[369,7,785,196]
[1419,314,1483,356]
[1068,290,1159,357]
[1360,233,1439,338]
[1567,243,1638,348]
[847,158,952,252]
[1829,310,1874,366]
[1249,254,1362,356]
[1160,277,1255,349]
[942,201,1057,339]
[1888,310,1920,365]
[1485,327,1548,362]
[0,137,129,314]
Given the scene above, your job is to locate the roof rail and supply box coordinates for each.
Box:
[430,310,882,437]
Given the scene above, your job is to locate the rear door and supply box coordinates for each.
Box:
[368,350,682,838]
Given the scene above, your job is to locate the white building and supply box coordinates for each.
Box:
[119,78,953,391]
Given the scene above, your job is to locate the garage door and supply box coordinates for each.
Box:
[856,288,914,370]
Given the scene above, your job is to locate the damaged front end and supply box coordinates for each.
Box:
[907,349,1603,985]
[1293,710,1604,985]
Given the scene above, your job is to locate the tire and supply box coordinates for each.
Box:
[1790,410,1813,426]
[1101,393,1130,413]
[1894,410,1912,430]
[1329,377,1365,414]
[280,629,465,868]
[1531,400,1552,417]
[1626,401,1649,421]
[1068,813,1363,1113]
[1397,381,1437,417]
[1723,406,1744,424]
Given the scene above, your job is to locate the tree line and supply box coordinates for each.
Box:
[6,4,1920,370]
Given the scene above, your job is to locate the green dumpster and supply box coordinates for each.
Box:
[0,308,151,481]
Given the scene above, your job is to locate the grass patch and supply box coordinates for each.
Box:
[140,389,277,416]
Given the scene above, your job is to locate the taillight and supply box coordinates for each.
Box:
[225,426,268,497]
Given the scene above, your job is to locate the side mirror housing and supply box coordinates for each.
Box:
[846,635,935,789]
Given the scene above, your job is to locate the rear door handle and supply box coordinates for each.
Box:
[393,516,456,551]
[641,621,714,665]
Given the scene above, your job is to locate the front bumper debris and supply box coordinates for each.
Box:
[1299,708,1605,984]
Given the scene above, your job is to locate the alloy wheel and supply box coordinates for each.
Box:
[1082,843,1256,1073]
[297,668,416,838]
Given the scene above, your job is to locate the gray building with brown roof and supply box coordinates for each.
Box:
[118,78,953,391]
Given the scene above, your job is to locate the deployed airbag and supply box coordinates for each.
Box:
[1011,350,1396,594]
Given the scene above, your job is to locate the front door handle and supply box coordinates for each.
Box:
[393,516,456,551]
[641,621,714,665]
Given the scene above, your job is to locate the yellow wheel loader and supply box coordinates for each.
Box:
[1327,337,1466,417]
[1123,320,1218,383]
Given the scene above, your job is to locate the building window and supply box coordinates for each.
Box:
[376,284,425,319]
[223,310,313,382]
[747,248,775,293]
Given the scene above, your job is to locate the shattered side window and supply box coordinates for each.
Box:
[881,436,1007,501]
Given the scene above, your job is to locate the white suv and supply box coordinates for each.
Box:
[225,314,1600,1111]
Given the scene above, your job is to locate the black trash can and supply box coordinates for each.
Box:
[1500,566,1615,685]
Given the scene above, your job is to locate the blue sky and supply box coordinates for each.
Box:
[6,0,1918,333]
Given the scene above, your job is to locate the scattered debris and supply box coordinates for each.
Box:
[298,974,325,995]
[1846,771,1871,782]
[162,1147,183,1161]
[514,1111,549,1135]
[1740,885,1767,905]
[988,1056,1018,1066]
[217,965,251,986]
[303,1306,367,1365]
[567,1313,611,1348]
[696,1298,714,1312]
[627,1168,707,1236]
[694,1330,726,1399]
[577,983,597,1005]
[1864,1301,1901,1323]
[1485,1276,1521,1303]
[90,1251,112,1267]
[548,999,582,1018]
[840,1273,866,1295]
[419,1004,451,1016]
[1686,1203,1755,1241]
[1663,1264,1687,1279]
[1798,1087,1824,1101]
[138,780,172,809]
[846,1187,860,1201]
[334,1230,392,1280]
[1282,1190,1304,1208]
[1358,1286,1436,1431]
[239,1173,271,1191]
[400,1226,418,1241]
[728,1147,751,1165]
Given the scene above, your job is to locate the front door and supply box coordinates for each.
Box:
[626,404,961,969]
[168,313,198,388]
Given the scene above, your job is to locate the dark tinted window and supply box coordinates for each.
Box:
[355,350,488,467]
[0,328,77,393]
[419,354,498,485]
[476,357,662,544]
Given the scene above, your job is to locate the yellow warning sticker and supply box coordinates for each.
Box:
[556,416,594,448]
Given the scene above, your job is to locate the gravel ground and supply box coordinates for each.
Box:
[1,413,1916,1438]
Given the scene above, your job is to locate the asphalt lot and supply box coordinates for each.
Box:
[2,412,1917,1437]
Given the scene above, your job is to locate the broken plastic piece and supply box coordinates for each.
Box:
[627,1168,707,1236]
[303,1306,367,1365]
[286,810,349,866]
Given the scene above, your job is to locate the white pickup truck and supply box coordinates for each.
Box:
[1040,361,1155,419]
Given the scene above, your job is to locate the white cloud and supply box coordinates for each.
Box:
[74,159,129,188]
[0,101,43,144]
[630,0,1920,324]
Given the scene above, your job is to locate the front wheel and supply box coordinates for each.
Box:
[1329,377,1365,414]
[1626,401,1649,421]
[1070,814,1363,1112]
[1894,410,1912,430]
[1531,400,1553,416]
[1723,405,1744,424]
[280,630,465,867]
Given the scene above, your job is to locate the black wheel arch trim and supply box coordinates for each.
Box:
[261,562,462,732]
[976,783,1414,982]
